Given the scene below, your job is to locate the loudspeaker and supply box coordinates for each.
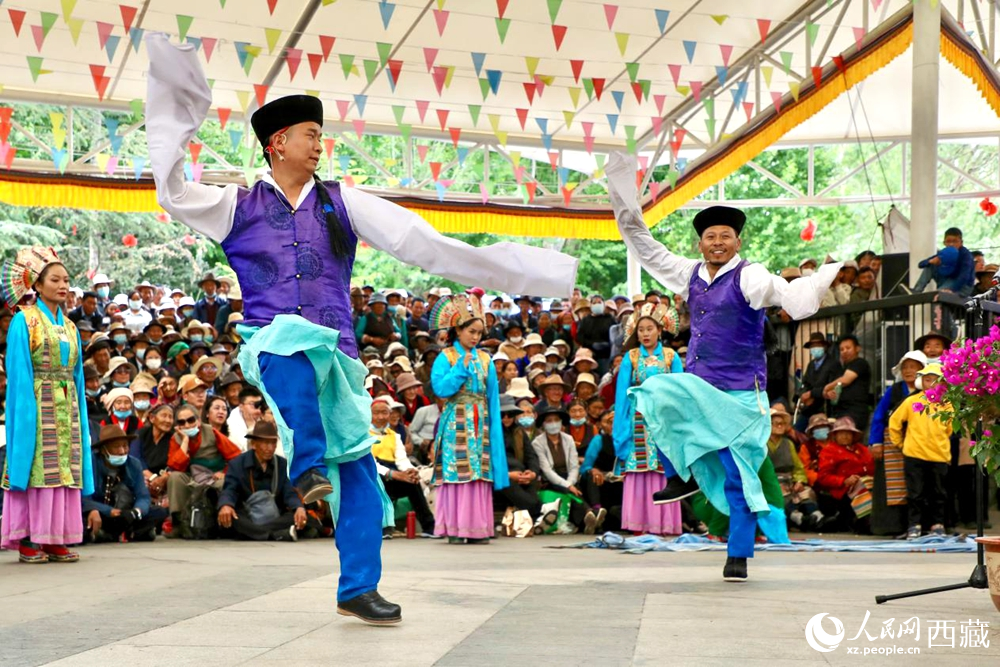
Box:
[880,252,909,297]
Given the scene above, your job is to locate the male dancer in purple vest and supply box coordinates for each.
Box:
[145,34,578,623]
[607,153,839,582]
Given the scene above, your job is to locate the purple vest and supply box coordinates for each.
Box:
[685,260,766,391]
[222,180,361,358]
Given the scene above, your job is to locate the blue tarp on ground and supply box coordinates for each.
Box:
[558,533,978,554]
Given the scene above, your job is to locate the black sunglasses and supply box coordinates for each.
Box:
[176,416,198,427]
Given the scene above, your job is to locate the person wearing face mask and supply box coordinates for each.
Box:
[140,346,166,382]
[82,424,167,542]
[498,321,527,362]
[798,413,833,488]
[122,290,153,334]
[83,365,108,424]
[192,272,226,328]
[1,247,94,564]
[575,296,615,374]
[176,296,197,324]
[580,409,624,531]
[566,399,598,459]
[531,407,605,534]
[131,404,175,511]
[165,403,242,536]
[867,351,926,536]
[794,332,841,433]
[495,394,559,532]
[99,356,136,405]
[130,374,157,425]
[91,273,114,316]
[100,388,142,437]
[429,295,510,544]
[369,397,434,537]
[798,258,818,277]
[108,323,131,357]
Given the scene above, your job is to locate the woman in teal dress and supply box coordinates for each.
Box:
[429,295,509,543]
[1,247,94,563]
[613,304,684,535]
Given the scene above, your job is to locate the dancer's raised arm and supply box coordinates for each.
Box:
[607,152,698,297]
[145,33,240,242]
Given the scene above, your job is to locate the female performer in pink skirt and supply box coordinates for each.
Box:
[429,295,509,544]
[1,247,94,563]
[613,304,683,535]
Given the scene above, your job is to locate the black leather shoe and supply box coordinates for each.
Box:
[723,557,748,582]
[296,469,333,505]
[337,591,402,625]
[652,476,700,505]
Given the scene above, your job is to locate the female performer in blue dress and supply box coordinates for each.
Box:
[429,295,509,544]
[614,303,684,535]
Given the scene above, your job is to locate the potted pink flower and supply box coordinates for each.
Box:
[930,323,1000,611]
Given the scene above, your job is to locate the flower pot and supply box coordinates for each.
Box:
[975,536,1000,612]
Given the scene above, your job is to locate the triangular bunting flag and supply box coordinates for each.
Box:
[436,108,449,131]
[254,84,269,107]
[515,108,528,130]
[120,5,138,33]
[615,32,630,57]
[319,35,336,61]
[757,18,771,42]
[655,9,670,34]
[433,9,449,35]
[217,108,231,130]
[762,66,773,88]
[853,26,866,50]
[771,91,783,112]
[379,1,396,29]
[806,22,819,46]
[567,87,581,108]
[710,15,727,25]
[683,40,696,63]
[202,37,217,62]
[471,52,486,76]
[603,4,618,29]
[552,24,567,50]
[495,18,510,43]
[176,15,193,42]
[468,104,481,126]
[719,44,733,67]
[449,127,461,147]
[547,0,562,23]
[423,47,438,72]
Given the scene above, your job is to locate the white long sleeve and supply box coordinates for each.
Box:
[341,187,579,298]
[607,151,840,320]
[607,152,699,298]
[145,33,238,242]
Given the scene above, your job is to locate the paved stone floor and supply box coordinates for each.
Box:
[1,533,998,666]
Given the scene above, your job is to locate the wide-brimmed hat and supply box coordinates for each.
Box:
[492,351,510,363]
[891,350,927,377]
[366,359,384,370]
[498,394,522,414]
[104,356,135,380]
[198,271,221,288]
[574,372,597,388]
[528,354,547,368]
[976,263,999,277]
[805,413,833,433]
[780,267,802,280]
[192,356,222,375]
[523,333,545,348]
[551,339,570,355]
[181,320,206,339]
[544,347,561,358]
[572,299,592,315]
[368,292,388,306]
[394,372,422,393]
[537,374,570,391]
[178,375,208,394]
[91,272,113,287]
[535,405,569,428]
[387,356,413,373]
[506,377,534,399]
[384,342,408,359]
[570,349,597,369]
[805,332,830,348]
[914,330,953,351]
[96,424,130,449]
[769,407,791,421]
[246,421,279,442]
[130,374,157,396]
[219,372,243,389]
[829,416,861,436]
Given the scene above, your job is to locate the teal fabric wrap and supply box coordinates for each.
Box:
[236,315,393,526]
[627,373,771,514]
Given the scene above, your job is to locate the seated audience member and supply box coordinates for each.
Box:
[767,407,825,531]
[868,351,926,536]
[535,375,570,411]
[395,372,429,425]
[370,397,435,536]
[585,396,606,426]
[101,387,141,436]
[572,372,598,404]
[83,425,168,543]
[914,331,951,364]
[202,395,230,436]
[531,407,604,534]
[566,399,597,460]
[157,375,180,408]
[130,404,175,513]
[816,417,874,533]
[227,386,264,451]
[888,363,953,539]
[912,227,975,296]
[166,403,242,536]
[562,348,599,388]
[387,398,407,442]
[798,414,833,487]
[580,409,624,531]
[219,372,244,409]
[178,375,209,412]
[409,396,443,465]
[495,395,555,531]
[217,422,311,542]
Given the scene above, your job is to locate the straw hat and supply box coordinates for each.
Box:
[506,377,534,399]
[574,372,597,388]
[537,374,570,391]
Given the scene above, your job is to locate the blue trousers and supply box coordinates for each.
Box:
[661,448,755,558]
[259,351,383,601]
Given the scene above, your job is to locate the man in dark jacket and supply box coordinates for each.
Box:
[217,421,309,541]
[495,396,554,527]
[68,291,104,331]
[192,271,226,329]
[795,332,841,432]
[83,425,168,542]
[575,296,615,373]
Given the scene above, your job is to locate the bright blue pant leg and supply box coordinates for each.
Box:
[336,455,384,601]
[258,351,327,483]
[718,447,755,559]
[257,350,383,601]
[661,459,677,478]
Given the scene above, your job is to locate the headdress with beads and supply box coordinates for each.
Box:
[429,294,485,330]
[623,303,678,341]
[1,246,62,309]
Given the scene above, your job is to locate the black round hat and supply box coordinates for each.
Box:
[692,206,746,237]
[250,95,324,149]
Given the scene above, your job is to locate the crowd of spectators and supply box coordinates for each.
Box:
[0,225,995,547]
